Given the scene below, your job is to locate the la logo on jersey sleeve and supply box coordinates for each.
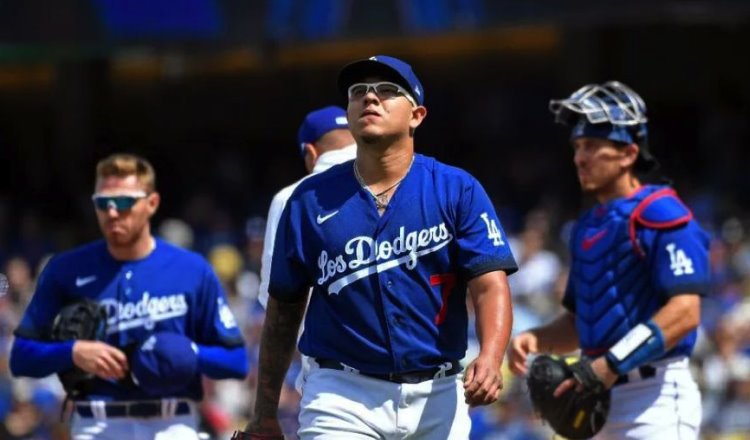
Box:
[666,243,694,276]
[217,298,238,329]
[480,212,505,247]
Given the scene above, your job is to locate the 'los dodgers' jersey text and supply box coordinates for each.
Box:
[269,154,517,374]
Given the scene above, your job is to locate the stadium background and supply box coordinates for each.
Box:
[1,1,749,438]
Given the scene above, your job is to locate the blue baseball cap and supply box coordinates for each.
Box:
[570,118,638,145]
[337,55,424,106]
[297,106,349,156]
[130,332,198,396]
[570,117,657,172]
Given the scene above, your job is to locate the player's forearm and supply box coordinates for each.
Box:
[602,296,699,375]
[650,294,700,349]
[247,294,307,429]
[196,344,249,379]
[9,336,75,377]
[469,271,513,361]
[531,311,580,354]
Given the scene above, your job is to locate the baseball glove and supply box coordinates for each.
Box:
[50,299,108,397]
[230,431,284,440]
[526,355,611,439]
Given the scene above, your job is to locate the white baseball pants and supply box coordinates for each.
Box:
[298,362,471,439]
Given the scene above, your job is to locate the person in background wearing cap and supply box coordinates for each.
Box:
[258,105,356,389]
[232,55,517,440]
[10,153,248,440]
[258,105,356,310]
[509,82,710,439]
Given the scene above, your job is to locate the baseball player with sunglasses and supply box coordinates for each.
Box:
[232,55,517,439]
[10,153,248,440]
[509,81,710,439]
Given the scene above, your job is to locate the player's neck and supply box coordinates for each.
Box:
[595,172,641,204]
[354,147,414,191]
[107,232,156,261]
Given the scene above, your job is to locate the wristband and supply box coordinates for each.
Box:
[605,320,665,375]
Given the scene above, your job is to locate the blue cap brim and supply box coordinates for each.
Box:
[337,59,413,100]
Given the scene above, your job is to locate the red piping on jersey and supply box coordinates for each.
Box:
[628,188,693,258]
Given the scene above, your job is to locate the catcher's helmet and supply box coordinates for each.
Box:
[549,81,658,174]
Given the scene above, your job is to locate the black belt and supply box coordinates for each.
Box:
[614,364,657,386]
[75,401,192,418]
[316,358,461,384]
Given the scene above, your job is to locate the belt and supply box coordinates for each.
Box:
[316,358,461,384]
[614,364,657,387]
[75,400,192,419]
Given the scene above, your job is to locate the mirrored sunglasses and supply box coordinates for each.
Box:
[91,193,147,212]
[347,81,416,106]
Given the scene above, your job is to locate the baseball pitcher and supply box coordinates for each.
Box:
[233,55,517,440]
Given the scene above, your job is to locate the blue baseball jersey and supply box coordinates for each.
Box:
[563,185,710,359]
[15,238,244,401]
[269,154,517,374]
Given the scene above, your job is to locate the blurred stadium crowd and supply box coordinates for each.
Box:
[0,195,749,439]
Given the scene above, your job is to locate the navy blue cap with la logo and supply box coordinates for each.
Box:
[297,106,349,156]
[337,55,424,106]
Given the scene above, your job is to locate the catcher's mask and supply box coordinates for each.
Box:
[549,81,659,174]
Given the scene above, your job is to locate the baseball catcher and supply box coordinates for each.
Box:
[510,81,708,439]
[527,355,611,439]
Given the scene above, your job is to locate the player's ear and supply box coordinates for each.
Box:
[621,143,639,169]
[409,105,427,131]
[146,192,160,215]
[303,143,318,173]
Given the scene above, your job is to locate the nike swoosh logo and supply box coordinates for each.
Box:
[75,275,97,287]
[316,211,339,225]
[581,229,608,251]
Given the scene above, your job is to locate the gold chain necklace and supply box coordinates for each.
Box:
[353,156,414,210]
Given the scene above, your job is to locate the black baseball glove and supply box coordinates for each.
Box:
[526,354,611,439]
[50,299,108,397]
[230,431,284,440]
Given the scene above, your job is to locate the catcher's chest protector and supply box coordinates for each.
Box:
[568,185,691,354]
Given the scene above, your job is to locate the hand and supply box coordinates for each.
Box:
[463,354,503,407]
[553,356,618,398]
[508,332,538,376]
[72,340,129,380]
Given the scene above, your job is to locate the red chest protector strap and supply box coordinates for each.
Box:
[629,188,693,258]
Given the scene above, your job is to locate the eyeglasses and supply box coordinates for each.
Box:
[91,192,148,212]
[347,81,417,106]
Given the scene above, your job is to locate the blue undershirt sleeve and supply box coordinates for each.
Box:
[195,344,248,380]
[10,336,75,378]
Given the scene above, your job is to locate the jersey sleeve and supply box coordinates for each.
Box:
[194,261,245,347]
[268,196,311,301]
[14,256,66,339]
[453,177,518,279]
[258,189,289,308]
[651,221,710,297]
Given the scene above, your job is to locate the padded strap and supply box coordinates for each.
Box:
[629,188,693,257]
